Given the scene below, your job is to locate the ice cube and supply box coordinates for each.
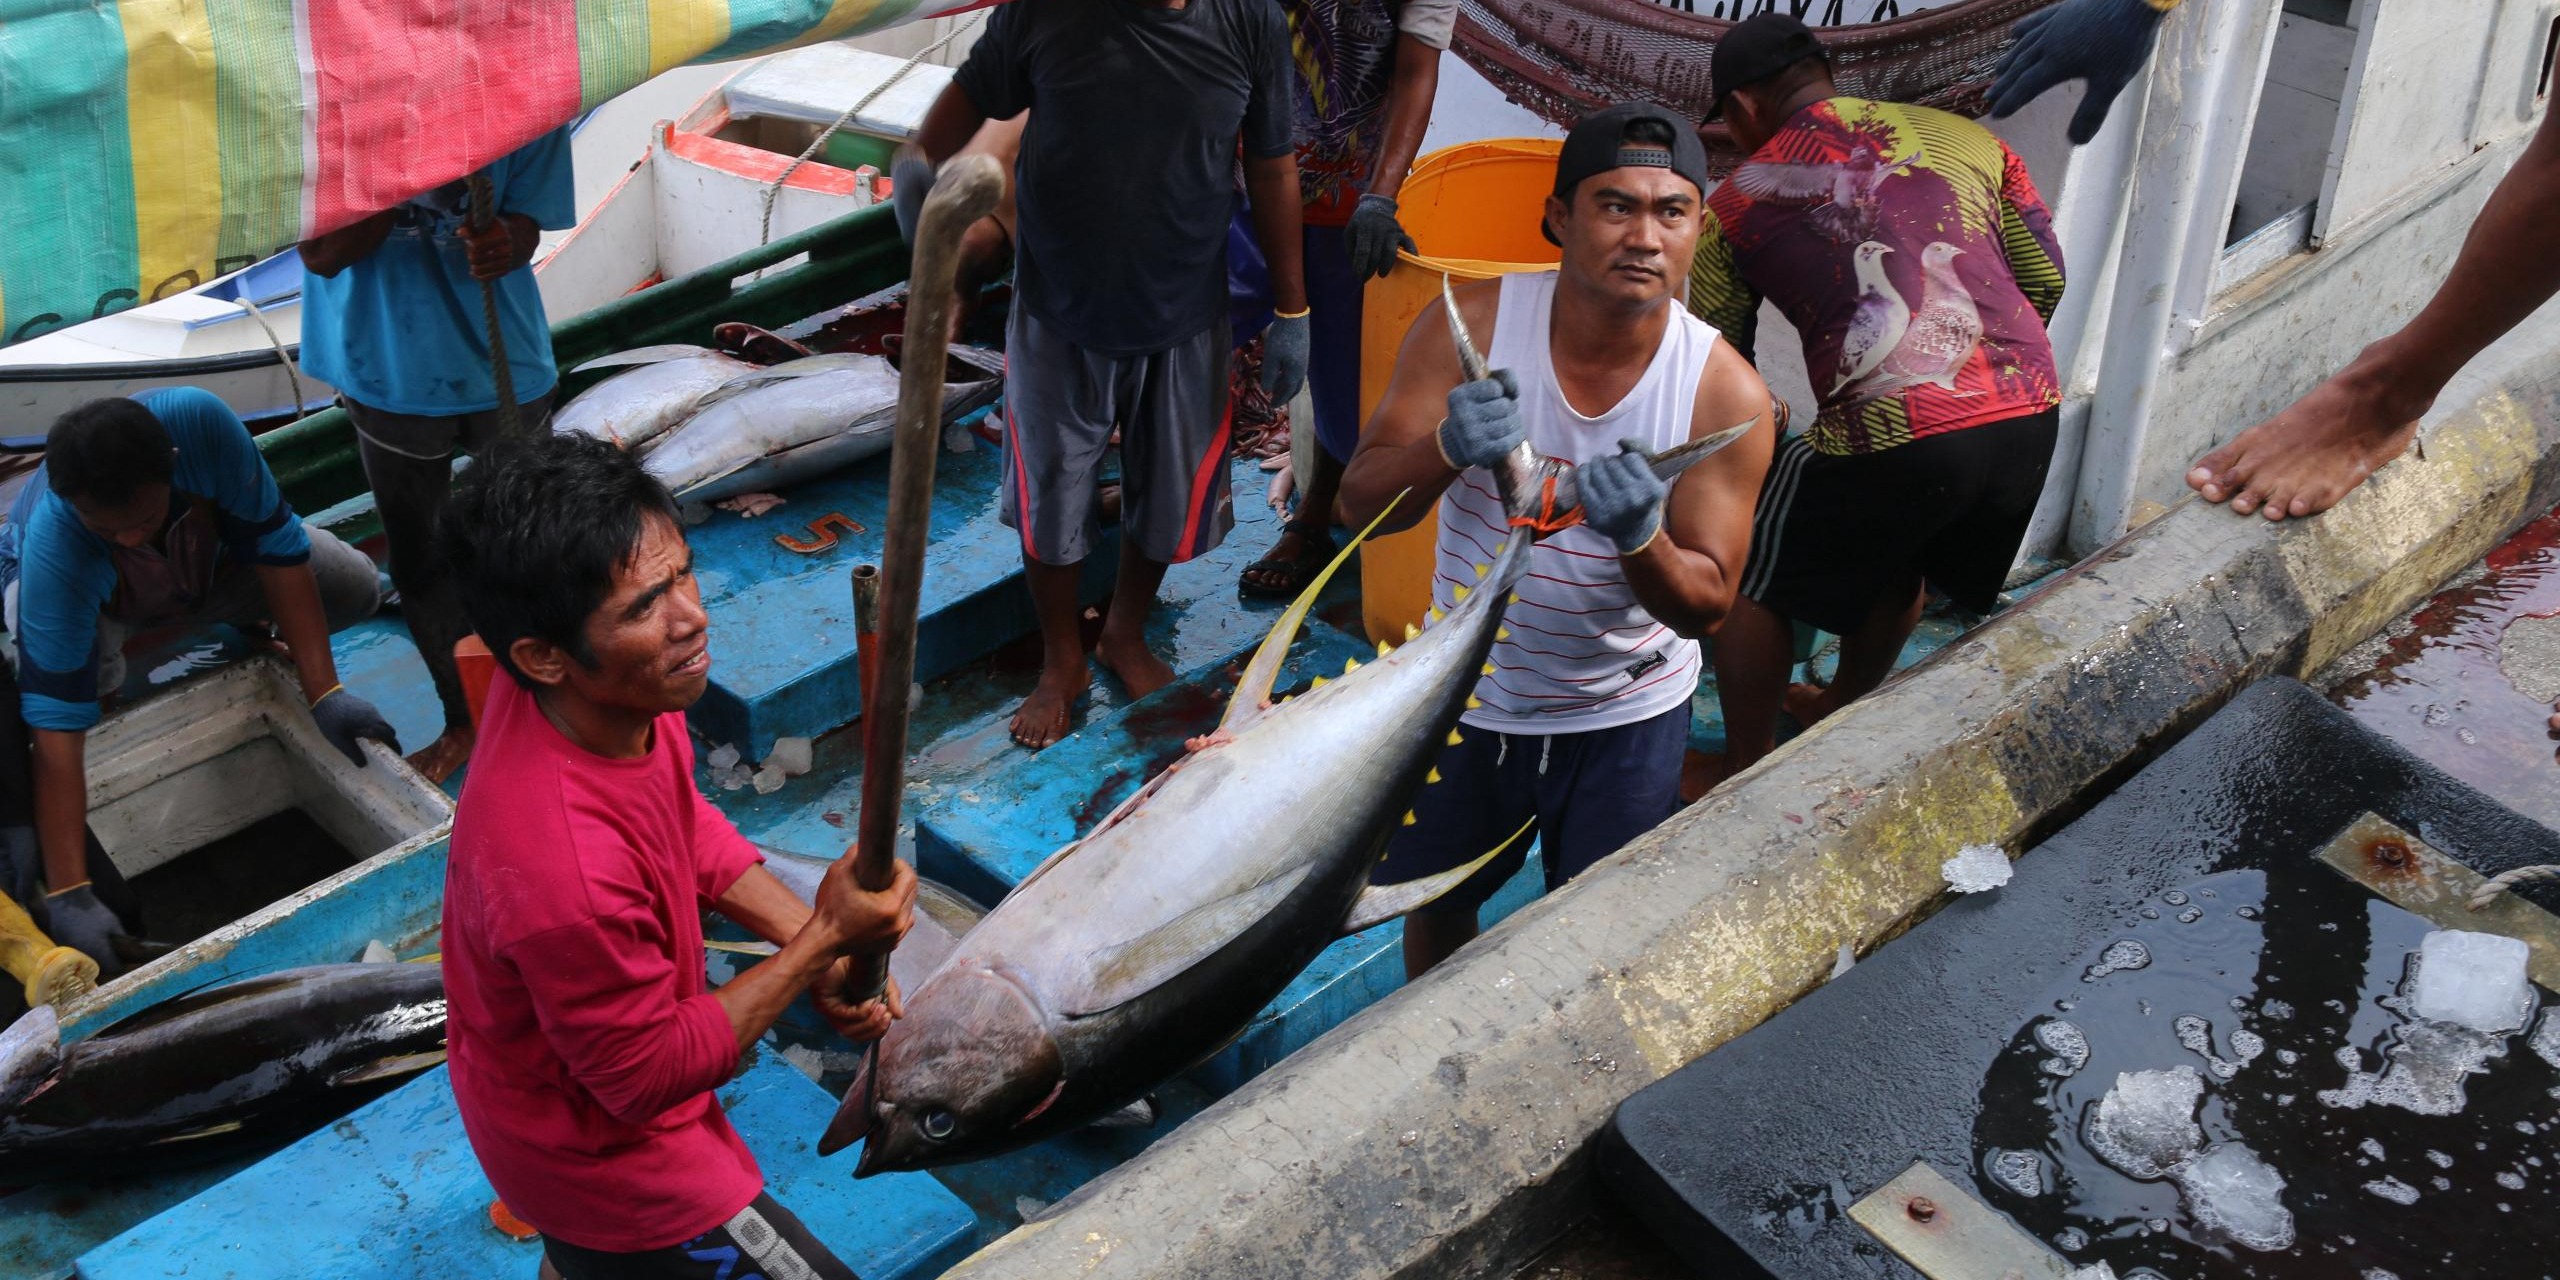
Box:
[1941,843,2012,893]
[1986,1147,2044,1198]
[708,743,741,771]
[2086,1066,2204,1180]
[2411,930,2534,1034]
[2359,1137,2386,1161]
[2036,1018,2090,1077]
[2172,1141,2295,1253]
[2530,1009,2560,1070]
[360,939,396,964]
[766,736,814,778]
[2320,1018,2506,1117]
[751,764,786,795]
[2362,1175,2420,1205]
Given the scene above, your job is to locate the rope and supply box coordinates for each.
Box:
[2468,863,2560,911]
[754,13,987,259]
[233,293,311,424]
[467,172,522,437]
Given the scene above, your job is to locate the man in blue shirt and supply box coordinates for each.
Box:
[0,389,393,972]
[300,127,576,783]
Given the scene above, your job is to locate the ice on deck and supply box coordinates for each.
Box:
[2085,1066,2204,1181]
[2412,930,2535,1034]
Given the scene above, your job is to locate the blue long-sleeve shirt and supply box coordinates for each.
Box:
[0,388,310,730]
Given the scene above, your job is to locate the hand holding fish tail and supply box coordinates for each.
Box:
[1576,438,1672,556]
[1436,369,1525,471]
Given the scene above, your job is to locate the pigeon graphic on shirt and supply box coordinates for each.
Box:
[1727,143,1922,242]
[1837,242,1984,407]
[1833,241,1909,398]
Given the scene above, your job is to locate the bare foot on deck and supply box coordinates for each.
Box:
[407,726,474,785]
[1782,680,1841,729]
[2186,371,2423,521]
[1094,630,1175,702]
[1010,662,1091,750]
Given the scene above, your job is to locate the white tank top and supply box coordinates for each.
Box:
[1433,269,1719,735]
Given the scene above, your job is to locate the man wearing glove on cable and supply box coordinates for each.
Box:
[0,390,391,972]
[1235,0,1453,598]
[1338,103,1775,976]
[899,0,1306,750]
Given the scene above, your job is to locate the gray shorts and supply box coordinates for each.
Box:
[998,307,1233,566]
[2,528,380,697]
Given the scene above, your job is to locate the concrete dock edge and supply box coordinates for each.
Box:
[943,323,2560,1278]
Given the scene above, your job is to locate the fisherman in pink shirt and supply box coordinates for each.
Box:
[435,431,916,1280]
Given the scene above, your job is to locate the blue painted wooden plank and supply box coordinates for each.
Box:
[912,620,1376,906]
[0,1162,248,1280]
[76,1054,974,1280]
[680,445,1117,760]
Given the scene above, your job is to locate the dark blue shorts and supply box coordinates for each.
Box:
[1372,704,1690,919]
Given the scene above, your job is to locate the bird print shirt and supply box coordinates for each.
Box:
[1687,97,2065,456]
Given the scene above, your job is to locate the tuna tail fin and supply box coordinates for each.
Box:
[1339,815,1536,935]
[1217,494,1405,734]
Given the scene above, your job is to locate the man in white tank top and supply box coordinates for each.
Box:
[1338,103,1777,976]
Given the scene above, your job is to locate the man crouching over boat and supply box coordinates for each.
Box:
[1339,103,1776,976]
[438,431,915,1279]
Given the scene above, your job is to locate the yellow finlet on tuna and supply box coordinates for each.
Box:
[1404,623,1420,642]
[1447,729,1464,746]
[1344,657,1360,674]
[1426,767,1442,784]
[1376,640,1391,658]
[1474,563,1489,579]
[1427,607,1444,623]
[1452,585,1471,602]
[1402,811,1417,826]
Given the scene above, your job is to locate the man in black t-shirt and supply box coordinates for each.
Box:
[902,0,1308,750]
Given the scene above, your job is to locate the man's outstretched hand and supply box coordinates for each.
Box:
[1987,0,2179,145]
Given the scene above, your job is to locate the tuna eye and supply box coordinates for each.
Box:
[921,1109,956,1141]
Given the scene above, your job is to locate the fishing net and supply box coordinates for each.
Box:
[1454,0,2059,171]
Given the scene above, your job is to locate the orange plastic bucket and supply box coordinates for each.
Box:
[1358,139,1563,644]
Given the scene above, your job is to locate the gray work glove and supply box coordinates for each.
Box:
[43,883,124,973]
[891,156,937,247]
[311,687,398,767]
[1259,310,1311,404]
[1576,438,1670,556]
[1436,370,1524,472]
[1986,0,2176,145]
[0,826,35,910]
[1344,194,1418,280]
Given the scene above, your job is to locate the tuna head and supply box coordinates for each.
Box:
[829,965,1062,1176]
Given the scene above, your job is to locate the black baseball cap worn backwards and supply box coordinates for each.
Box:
[1705,12,1828,121]
[1543,101,1713,245]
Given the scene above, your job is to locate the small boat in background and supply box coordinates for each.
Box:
[0,252,333,433]
[537,42,949,320]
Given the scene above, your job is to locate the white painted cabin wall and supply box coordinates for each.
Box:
[2057,0,2559,550]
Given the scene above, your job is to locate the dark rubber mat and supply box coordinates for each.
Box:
[1599,678,2560,1278]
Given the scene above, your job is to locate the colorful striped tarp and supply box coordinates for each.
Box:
[0,0,996,346]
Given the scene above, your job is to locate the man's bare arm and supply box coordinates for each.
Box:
[298,210,395,278]
[1618,342,1776,638]
[1338,282,1500,534]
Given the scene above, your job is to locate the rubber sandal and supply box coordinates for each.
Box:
[1239,522,1337,600]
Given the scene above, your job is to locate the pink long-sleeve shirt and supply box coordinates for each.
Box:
[443,673,766,1252]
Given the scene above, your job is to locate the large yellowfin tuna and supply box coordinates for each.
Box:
[823,506,1533,1174]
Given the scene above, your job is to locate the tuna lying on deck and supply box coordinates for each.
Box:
[0,963,447,1182]
[554,344,1004,503]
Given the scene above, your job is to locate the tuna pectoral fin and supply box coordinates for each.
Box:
[328,1049,449,1087]
[1059,866,1311,1018]
[1218,494,1406,735]
[570,344,717,373]
[1339,816,1537,935]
